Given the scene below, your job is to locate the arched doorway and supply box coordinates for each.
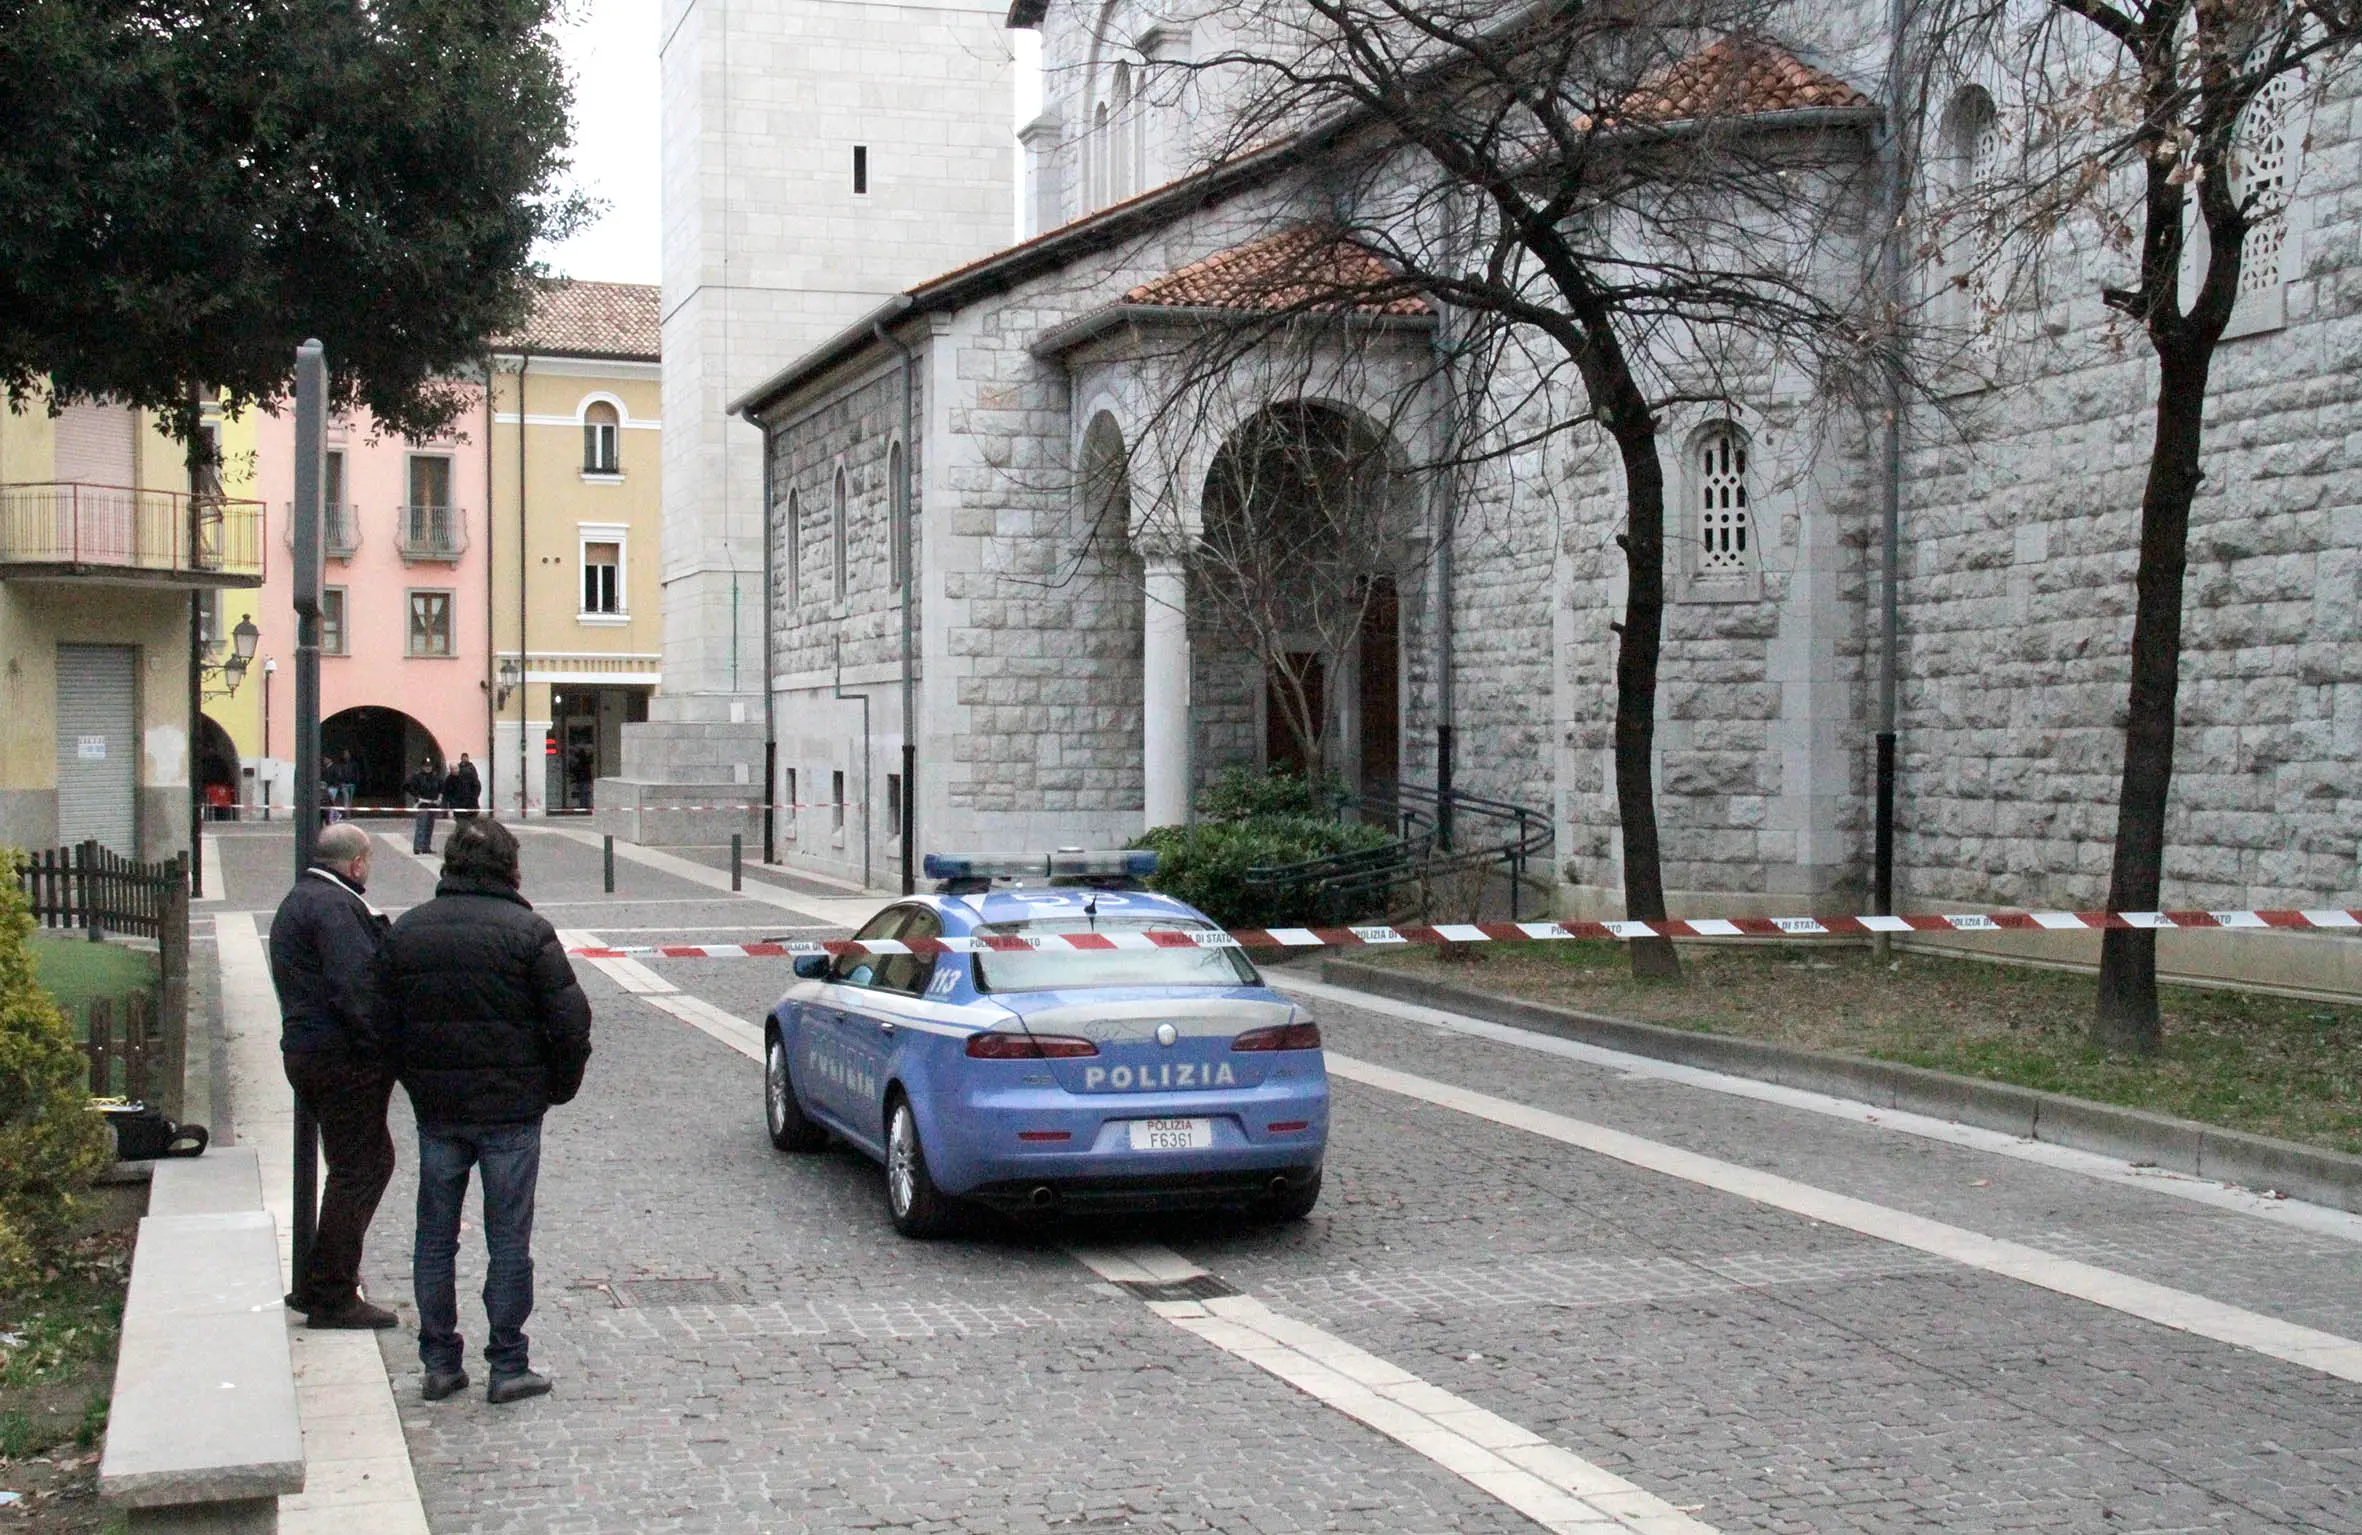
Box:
[1197,401,1409,795]
[196,714,241,821]
[321,707,443,815]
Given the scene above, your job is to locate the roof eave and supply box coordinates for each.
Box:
[1031,302,1435,359]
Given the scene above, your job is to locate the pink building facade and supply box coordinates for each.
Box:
[239,396,493,811]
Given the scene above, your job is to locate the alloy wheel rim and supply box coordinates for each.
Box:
[887,1106,916,1216]
[765,1041,787,1134]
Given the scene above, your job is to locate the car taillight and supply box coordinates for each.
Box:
[966,1031,1098,1059]
[1231,1021,1321,1051]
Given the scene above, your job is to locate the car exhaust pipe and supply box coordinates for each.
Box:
[1029,1185,1057,1209]
[1268,1176,1292,1198]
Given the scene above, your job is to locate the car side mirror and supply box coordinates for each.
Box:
[792,954,829,980]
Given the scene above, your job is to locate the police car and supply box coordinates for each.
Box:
[762,851,1328,1237]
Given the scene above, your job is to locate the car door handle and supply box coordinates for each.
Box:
[878,1020,897,1036]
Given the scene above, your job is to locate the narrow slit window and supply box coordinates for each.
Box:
[1697,429,1754,574]
[832,770,846,830]
[853,145,868,195]
[887,772,903,838]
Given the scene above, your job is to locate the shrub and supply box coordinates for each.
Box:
[1134,769,1398,929]
[0,852,111,1296]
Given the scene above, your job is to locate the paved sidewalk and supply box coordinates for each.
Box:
[216,904,429,1535]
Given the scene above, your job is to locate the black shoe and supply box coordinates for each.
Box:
[422,1370,470,1402]
[486,1370,552,1404]
[306,1297,400,1330]
[284,1290,313,1316]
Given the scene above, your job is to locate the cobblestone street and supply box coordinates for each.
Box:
[204,827,2362,1534]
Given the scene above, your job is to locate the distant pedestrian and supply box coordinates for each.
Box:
[443,753,482,823]
[379,817,591,1404]
[266,822,399,1330]
[406,760,444,854]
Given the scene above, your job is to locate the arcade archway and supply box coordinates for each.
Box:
[321,707,444,813]
[197,714,240,820]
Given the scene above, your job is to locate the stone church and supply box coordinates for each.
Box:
[703,1,2357,994]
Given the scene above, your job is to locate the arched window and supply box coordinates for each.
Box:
[784,489,802,606]
[2230,71,2301,304]
[1694,426,1754,578]
[582,400,620,474]
[1112,63,1134,202]
[888,441,908,590]
[1080,411,1129,529]
[831,467,849,601]
[1940,87,2002,345]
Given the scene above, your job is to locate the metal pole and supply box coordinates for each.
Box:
[604,833,615,893]
[759,421,777,866]
[873,318,919,894]
[731,833,743,892]
[1873,0,1910,950]
[290,340,327,1286]
[188,592,205,898]
[261,660,274,821]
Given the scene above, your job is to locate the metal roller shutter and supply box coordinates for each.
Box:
[56,644,138,854]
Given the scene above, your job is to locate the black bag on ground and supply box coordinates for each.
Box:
[103,1104,209,1161]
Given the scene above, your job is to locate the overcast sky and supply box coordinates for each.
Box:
[533,1,1041,285]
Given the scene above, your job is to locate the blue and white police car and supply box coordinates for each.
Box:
[762,851,1328,1237]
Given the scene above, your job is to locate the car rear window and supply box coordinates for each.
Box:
[970,916,1262,993]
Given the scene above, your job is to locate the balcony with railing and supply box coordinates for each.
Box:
[0,483,266,585]
[394,504,468,563]
[282,502,363,559]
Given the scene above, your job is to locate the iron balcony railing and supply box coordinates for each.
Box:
[0,482,266,584]
[282,502,362,559]
[394,503,468,563]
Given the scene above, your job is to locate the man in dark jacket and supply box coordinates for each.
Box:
[267,821,398,1328]
[379,817,590,1404]
[442,753,482,822]
[405,760,443,854]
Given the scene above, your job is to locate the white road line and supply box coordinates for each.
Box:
[644,993,766,1058]
[373,831,441,876]
[1278,975,2362,1246]
[1065,1246,1716,1535]
[1326,1051,2362,1384]
[201,834,228,902]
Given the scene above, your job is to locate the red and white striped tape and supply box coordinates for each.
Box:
[567,907,2362,960]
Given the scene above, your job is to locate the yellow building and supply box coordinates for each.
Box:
[486,283,664,815]
[0,394,267,860]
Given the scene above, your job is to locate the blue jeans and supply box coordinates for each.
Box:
[414,1120,542,1379]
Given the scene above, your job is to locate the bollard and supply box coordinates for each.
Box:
[604,834,615,894]
[731,833,743,892]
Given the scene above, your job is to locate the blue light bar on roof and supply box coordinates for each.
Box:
[922,850,1159,882]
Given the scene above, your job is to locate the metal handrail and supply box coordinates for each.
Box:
[394,503,468,562]
[0,481,266,582]
[1242,779,1553,923]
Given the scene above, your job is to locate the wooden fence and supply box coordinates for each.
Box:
[14,842,191,1118]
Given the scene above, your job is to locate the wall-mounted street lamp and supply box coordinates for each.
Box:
[201,614,261,699]
[495,654,522,711]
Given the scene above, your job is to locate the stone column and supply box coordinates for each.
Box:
[1142,555,1191,829]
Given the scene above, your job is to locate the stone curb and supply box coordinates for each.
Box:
[1320,958,2362,1215]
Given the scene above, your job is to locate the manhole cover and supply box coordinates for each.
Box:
[611,1278,748,1308]
[1115,1274,1237,1303]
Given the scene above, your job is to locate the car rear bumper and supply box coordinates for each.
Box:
[962,1163,1321,1214]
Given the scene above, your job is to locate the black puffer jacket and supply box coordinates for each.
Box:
[378,876,592,1125]
[268,868,389,1057]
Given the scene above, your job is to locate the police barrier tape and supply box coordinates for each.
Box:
[316,801,842,817]
[566,906,2362,960]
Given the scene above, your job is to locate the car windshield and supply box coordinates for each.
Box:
[970,916,1262,993]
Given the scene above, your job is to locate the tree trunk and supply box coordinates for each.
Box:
[2095,343,2211,1052]
[1609,417,1680,981]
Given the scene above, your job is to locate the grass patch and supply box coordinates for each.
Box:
[29,936,157,1038]
[1356,940,2362,1155]
[0,1184,140,1530]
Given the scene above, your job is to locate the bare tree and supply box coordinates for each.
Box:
[1115,0,1885,976]
[1916,0,2362,1049]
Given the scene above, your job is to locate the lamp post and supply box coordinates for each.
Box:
[496,656,522,815]
[290,341,327,1287]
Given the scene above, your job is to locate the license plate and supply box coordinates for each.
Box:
[1128,1117,1214,1152]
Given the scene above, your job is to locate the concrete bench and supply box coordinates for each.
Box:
[100,1147,305,1533]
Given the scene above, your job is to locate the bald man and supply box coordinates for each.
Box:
[268,823,399,1328]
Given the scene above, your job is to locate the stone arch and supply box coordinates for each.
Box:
[320,706,444,811]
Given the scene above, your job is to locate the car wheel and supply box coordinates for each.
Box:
[1264,1167,1323,1222]
[884,1096,956,1239]
[765,1033,828,1153]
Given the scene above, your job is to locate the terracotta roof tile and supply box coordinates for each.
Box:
[496,279,661,360]
[1621,38,1869,124]
[1123,225,1430,315]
